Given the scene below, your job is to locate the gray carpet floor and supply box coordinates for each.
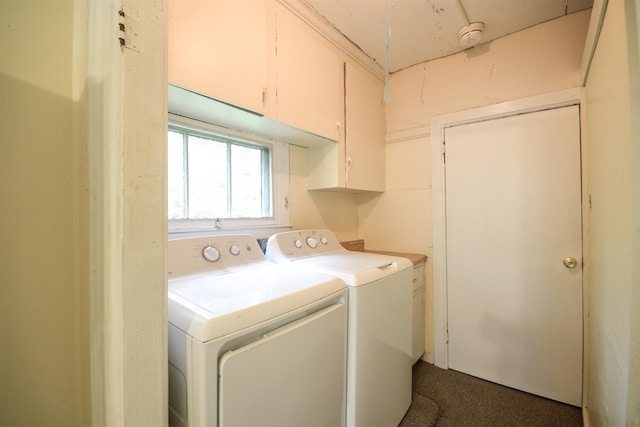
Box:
[399,361,583,427]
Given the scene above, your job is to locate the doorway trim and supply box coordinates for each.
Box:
[430,87,583,368]
[87,1,168,424]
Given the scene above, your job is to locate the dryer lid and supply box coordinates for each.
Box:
[289,252,412,286]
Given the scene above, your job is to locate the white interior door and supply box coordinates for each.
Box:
[444,105,583,406]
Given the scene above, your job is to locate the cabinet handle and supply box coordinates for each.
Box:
[336,121,341,136]
[346,157,352,171]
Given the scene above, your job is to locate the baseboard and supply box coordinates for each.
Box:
[421,352,434,364]
[582,405,589,427]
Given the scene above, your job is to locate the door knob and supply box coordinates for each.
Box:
[563,257,578,269]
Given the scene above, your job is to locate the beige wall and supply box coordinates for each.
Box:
[384,10,590,134]
[5,2,634,424]
[2,1,168,424]
[290,145,360,240]
[359,10,591,362]
[0,0,90,425]
[584,0,639,424]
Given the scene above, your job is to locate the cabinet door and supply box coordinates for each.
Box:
[412,264,425,363]
[168,0,267,113]
[275,4,343,140]
[345,62,385,191]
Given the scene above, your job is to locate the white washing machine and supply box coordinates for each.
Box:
[168,235,348,427]
[266,229,413,427]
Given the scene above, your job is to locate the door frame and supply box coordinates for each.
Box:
[430,87,584,369]
[87,1,168,424]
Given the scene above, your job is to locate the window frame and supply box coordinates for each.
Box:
[167,114,290,236]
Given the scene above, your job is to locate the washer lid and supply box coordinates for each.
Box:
[287,252,413,286]
[168,264,345,342]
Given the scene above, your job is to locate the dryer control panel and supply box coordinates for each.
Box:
[265,229,346,262]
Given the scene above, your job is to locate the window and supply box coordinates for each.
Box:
[168,116,288,233]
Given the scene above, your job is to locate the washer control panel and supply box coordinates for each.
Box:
[168,234,267,278]
[202,245,221,262]
[266,229,345,262]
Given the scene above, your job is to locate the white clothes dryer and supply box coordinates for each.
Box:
[266,229,413,427]
[168,235,348,427]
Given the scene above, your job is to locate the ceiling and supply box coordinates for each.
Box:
[302,0,594,73]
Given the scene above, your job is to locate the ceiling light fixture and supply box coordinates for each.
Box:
[455,0,485,47]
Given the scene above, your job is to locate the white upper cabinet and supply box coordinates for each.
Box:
[168,0,268,114]
[308,60,385,192]
[167,0,385,191]
[344,61,385,191]
[274,4,344,141]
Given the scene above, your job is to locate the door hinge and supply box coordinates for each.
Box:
[117,9,140,52]
[445,329,449,345]
[442,141,446,163]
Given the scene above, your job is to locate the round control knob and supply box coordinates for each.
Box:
[306,237,318,248]
[229,245,240,256]
[294,239,303,248]
[202,245,221,262]
[320,236,328,245]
